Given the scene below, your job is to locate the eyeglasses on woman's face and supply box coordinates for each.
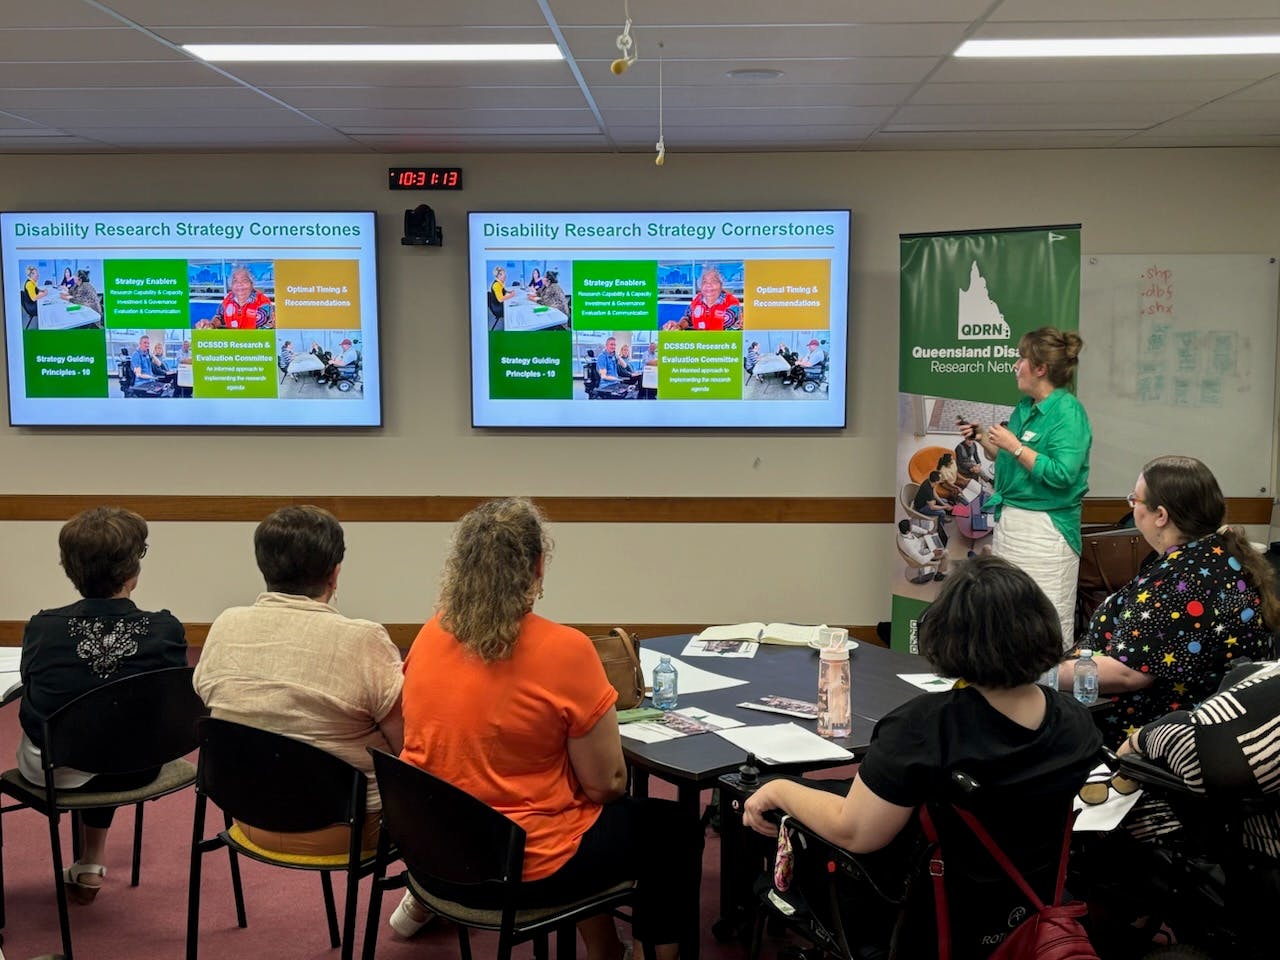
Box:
[1126,492,1147,509]
[138,543,148,559]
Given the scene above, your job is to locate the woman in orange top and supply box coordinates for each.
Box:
[399,498,701,959]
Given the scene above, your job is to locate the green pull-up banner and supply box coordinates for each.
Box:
[892,225,1081,652]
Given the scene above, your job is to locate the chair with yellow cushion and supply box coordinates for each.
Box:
[185,717,377,960]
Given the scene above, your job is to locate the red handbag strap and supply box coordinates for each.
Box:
[950,805,1078,908]
[918,804,1079,960]
[916,805,951,960]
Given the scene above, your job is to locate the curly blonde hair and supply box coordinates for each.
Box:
[438,498,553,661]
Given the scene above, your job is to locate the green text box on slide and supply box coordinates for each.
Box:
[572,260,657,331]
[657,332,741,399]
[23,329,108,398]
[192,330,276,398]
[104,259,190,329]
[489,331,573,399]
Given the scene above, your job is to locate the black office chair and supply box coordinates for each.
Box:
[488,290,505,330]
[362,749,636,960]
[186,717,377,960]
[20,288,39,328]
[0,666,204,960]
[583,351,602,398]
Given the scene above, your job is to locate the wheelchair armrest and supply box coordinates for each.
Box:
[1115,754,1197,795]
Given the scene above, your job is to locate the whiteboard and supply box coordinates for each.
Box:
[1079,254,1278,497]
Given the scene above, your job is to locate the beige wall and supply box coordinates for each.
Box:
[1,148,1277,627]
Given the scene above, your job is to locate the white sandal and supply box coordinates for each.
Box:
[63,862,106,904]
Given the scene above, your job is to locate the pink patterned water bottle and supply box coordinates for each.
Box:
[817,645,851,738]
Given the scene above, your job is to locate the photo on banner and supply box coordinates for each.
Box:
[892,226,1081,652]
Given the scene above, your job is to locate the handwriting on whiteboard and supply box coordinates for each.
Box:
[1133,264,1233,407]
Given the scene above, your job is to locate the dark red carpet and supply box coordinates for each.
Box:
[0,675,787,959]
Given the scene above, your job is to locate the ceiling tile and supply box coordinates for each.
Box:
[563,23,967,59]
[931,56,1280,83]
[991,1,1280,22]
[910,79,1250,105]
[549,0,992,25]
[102,1,537,28]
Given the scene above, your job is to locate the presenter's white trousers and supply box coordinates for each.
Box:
[992,505,1078,650]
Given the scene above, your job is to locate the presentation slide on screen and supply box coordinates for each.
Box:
[469,211,850,428]
[2,211,380,427]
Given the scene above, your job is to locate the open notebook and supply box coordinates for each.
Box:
[693,622,827,646]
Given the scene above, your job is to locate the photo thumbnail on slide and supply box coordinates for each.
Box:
[3,212,379,426]
[744,330,832,398]
[484,259,573,332]
[277,330,364,398]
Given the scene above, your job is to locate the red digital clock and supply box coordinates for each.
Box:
[388,167,463,190]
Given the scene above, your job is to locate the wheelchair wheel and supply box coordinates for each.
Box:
[336,379,354,392]
[802,379,818,393]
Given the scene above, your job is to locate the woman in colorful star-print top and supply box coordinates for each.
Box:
[1076,455,1279,739]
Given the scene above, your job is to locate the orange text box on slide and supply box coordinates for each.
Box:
[743,260,831,329]
[274,260,361,329]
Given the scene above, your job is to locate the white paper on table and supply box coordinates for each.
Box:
[680,638,759,659]
[619,707,744,743]
[897,673,957,693]
[639,648,748,694]
[1072,763,1144,831]
[713,722,853,765]
[0,647,21,700]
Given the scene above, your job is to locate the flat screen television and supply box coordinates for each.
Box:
[3,211,380,427]
[469,210,850,428]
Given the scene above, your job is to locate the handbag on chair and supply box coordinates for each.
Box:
[590,627,645,709]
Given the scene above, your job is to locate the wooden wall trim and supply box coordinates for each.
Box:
[0,621,885,649]
[0,494,1271,525]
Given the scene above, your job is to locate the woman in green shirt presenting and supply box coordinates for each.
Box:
[962,327,1091,648]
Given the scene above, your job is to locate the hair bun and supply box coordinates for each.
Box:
[1062,331,1084,360]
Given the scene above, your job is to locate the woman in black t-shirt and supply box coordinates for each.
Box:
[744,556,1101,957]
[19,507,187,903]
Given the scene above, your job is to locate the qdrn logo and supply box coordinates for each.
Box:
[956,261,1010,341]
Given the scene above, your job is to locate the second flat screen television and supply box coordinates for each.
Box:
[469,210,850,428]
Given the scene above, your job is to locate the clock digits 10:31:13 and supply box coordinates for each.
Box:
[387,167,463,190]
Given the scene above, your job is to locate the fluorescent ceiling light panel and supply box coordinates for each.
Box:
[184,44,563,62]
[955,36,1280,58]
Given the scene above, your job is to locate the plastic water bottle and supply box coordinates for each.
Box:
[817,646,852,738]
[653,656,678,710]
[1073,649,1099,705]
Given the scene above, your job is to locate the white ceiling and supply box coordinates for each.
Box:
[1,0,1278,154]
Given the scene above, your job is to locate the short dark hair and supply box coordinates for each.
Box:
[59,506,148,598]
[928,470,941,483]
[254,505,346,598]
[918,556,1063,687]
[898,519,911,534]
